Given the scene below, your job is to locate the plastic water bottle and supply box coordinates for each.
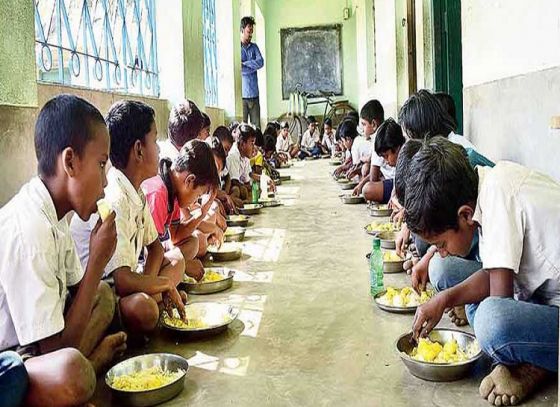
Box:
[251,180,259,204]
[370,238,384,296]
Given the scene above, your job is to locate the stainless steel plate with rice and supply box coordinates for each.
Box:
[340,182,358,190]
[395,329,482,382]
[238,204,263,215]
[207,243,242,262]
[369,204,392,217]
[339,194,365,204]
[226,215,250,227]
[181,267,235,294]
[161,302,240,337]
[105,353,188,407]
[224,227,246,242]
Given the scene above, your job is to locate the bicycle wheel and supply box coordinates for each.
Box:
[325,102,356,129]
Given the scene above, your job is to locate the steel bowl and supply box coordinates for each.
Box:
[383,259,405,273]
[373,290,416,314]
[340,194,365,204]
[181,267,235,294]
[161,302,240,338]
[340,182,358,191]
[329,159,342,166]
[395,329,483,382]
[238,204,263,216]
[369,205,392,217]
[224,227,246,242]
[207,243,242,262]
[336,178,352,185]
[105,353,188,407]
[378,231,397,249]
[226,215,250,227]
[279,174,291,182]
[363,222,397,236]
[259,198,282,208]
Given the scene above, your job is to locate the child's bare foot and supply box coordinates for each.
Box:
[479,364,548,405]
[448,305,468,326]
[89,332,127,374]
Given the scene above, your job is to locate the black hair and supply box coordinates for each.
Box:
[201,112,211,129]
[335,117,358,141]
[263,122,280,138]
[280,121,289,129]
[241,16,255,30]
[35,94,105,177]
[398,89,456,139]
[105,100,155,170]
[254,127,264,147]
[307,115,318,124]
[168,100,204,148]
[159,139,220,214]
[346,111,360,122]
[211,137,226,169]
[238,123,257,143]
[228,121,240,133]
[324,118,333,127]
[403,137,478,236]
[394,139,422,205]
[263,134,276,153]
[374,118,405,156]
[213,126,234,145]
[434,92,458,131]
[360,100,385,124]
[338,118,358,141]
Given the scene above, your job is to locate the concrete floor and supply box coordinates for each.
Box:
[93,160,558,406]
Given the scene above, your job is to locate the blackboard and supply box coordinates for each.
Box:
[280,24,342,100]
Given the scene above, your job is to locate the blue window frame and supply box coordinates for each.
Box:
[202,0,218,107]
[34,0,160,97]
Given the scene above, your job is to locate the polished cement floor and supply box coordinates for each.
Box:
[93,159,558,406]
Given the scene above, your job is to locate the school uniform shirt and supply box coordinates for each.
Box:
[70,168,158,278]
[300,129,319,150]
[447,132,476,150]
[322,132,336,153]
[226,142,252,184]
[351,136,369,165]
[142,176,182,241]
[473,161,560,306]
[0,177,83,350]
[158,138,180,161]
[370,132,396,180]
[276,135,290,153]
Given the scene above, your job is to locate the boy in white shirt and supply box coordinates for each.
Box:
[276,121,297,160]
[405,137,558,406]
[71,100,190,335]
[227,124,256,202]
[0,95,126,406]
[321,118,337,156]
[298,116,322,159]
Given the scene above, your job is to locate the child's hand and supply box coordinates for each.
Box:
[88,212,117,274]
[395,223,410,257]
[209,226,224,248]
[351,185,361,196]
[267,179,276,193]
[163,286,186,321]
[201,189,217,216]
[411,258,429,294]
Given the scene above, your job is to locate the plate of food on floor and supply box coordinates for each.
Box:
[181,267,236,294]
[226,214,250,227]
[224,226,246,242]
[374,286,434,313]
[161,302,240,337]
[364,220,400,235]
[207,243,242,262]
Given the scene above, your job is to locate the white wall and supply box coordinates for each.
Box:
[462,0,560,87]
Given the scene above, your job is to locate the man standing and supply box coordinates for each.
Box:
[240,16,264,127]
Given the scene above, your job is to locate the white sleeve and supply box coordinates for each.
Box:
[351,142,360,164]
[226,153,242,181]
[142,204,159,247]
[477,175,524,272]
[370,147,383,167]
[0,240,65,346]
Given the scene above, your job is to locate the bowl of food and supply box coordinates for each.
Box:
[207,243,242,262]
[181,267,235,294]
[226,215,250,227]
[340,194,365,204]
[259,197,282,208]
[105,353,188,407]
[336,178,351,185]
[382,250,404,272]
[377,231,397,250]
[340,182,358,191]
[374,286,434,313]
[161,302,239,338]
[396,329,482,382]
[369,204,392,217]
[238,204,263,216]
[224,227,246,242]
[364,221,398,236]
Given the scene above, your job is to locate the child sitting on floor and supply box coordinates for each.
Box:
[333,117,358,178]
[158,100,204,161]
[354,118,404,202]
[321,118,337,156]
[0,94,126,407]
[403,137,559,406]
[198,112,211,141]
[70,100,190,336]
[275,121,296,161]
[298,116,322,159]
[142,140,221,262]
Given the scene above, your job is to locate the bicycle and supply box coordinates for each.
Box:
[277,83,356,144]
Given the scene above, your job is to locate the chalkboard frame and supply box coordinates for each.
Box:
[280,24,343,100]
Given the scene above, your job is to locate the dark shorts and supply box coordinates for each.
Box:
[382,178,394,204]
[0,351,28,407]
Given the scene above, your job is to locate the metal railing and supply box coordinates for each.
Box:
[34,0,159,97]
[202,0,218,107]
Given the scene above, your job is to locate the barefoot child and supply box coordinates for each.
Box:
[405,137,559,406]
[0,95,126,406]
[70,100,189,334]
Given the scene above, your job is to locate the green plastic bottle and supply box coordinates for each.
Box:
[369,238,384,296]
[251,180,259,204]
